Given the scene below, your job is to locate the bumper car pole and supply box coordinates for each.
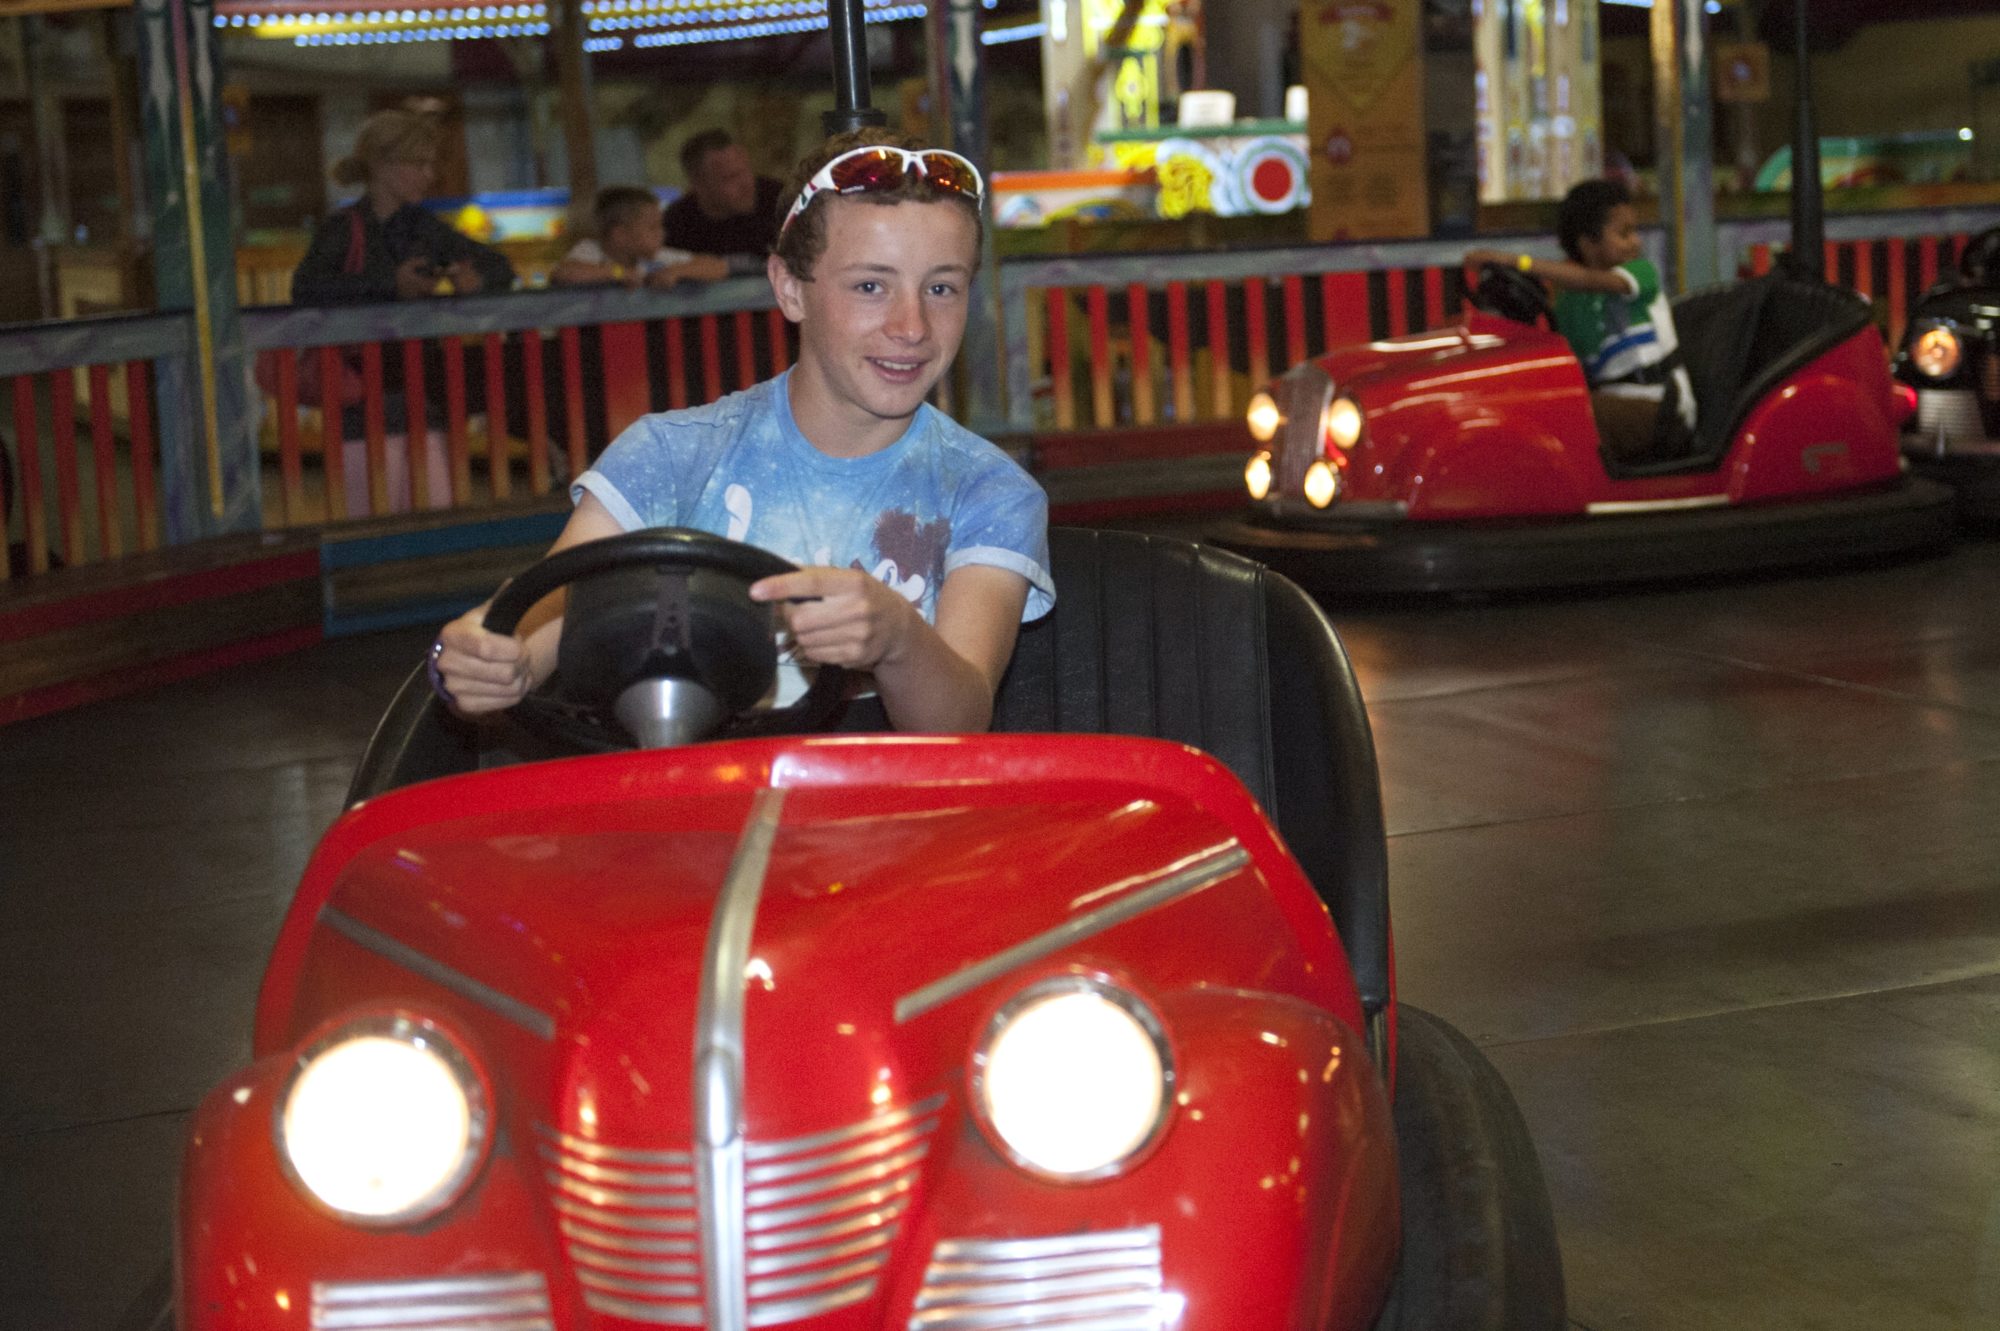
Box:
[824,0,888,135]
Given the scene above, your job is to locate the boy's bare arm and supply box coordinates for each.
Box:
[1464,248,1631,294]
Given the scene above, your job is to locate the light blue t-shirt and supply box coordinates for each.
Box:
[573,373,1054,627]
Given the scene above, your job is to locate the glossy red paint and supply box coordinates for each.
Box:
[1264,306,1907,521]
[193,734,1394,1329]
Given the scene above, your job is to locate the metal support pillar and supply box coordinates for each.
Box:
[930,0,1004,433]
[136,0,257,541]
[555,0,598,230]
[1651,0,1718,292]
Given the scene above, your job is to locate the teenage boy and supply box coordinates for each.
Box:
[1469,178,1696,461]
[550,186,730,289]
[434,131,1053,734]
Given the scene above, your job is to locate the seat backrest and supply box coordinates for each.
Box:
[992,528,1391,1018]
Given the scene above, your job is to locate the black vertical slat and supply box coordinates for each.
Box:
[1366,270,1391,341]
[1443,265,1468,319]
[1405,269,1429,333]
[1835,243,1857,291]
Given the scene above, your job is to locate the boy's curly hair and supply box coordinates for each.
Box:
[1556,178,1632,263]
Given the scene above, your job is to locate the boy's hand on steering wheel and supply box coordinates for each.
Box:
[750,567,919,672]
[434,605,533,713]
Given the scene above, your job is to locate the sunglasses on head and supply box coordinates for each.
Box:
[779,146,985,237]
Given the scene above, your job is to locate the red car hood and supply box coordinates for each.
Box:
[1315,321,1540,402]
[266,735,1349,1149]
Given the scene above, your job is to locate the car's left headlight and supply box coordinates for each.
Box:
[277,1013,490,1225]
[1324,396,1364,451]
[973,977,1172,1181]
[1910,321,1963,380]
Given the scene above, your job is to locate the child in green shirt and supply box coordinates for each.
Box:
[1469,178,1696,462]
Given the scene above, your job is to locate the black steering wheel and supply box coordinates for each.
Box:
[1469,261,1554,326]
[1960,226,2000,286]
[482,527,848,753]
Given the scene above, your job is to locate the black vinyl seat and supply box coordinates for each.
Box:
[991,528,1390,1021]
[346,528,1392,1021]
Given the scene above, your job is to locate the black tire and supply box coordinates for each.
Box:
[1370,1005,1565,1331]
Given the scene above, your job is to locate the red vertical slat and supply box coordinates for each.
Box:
[360,342,389,516]
[12,378,47,573]
[1085,285,1113,427]
[698,315,723,403]
[320,345,348,519]
[664,318,689,410]
[1165,281,1193,423]
[1823,241,1840,286]
[521,328,551,495]
[402,338,431,511]
[483,334,509,502]
[1044,289,1074,430]
[87,363,121,558]
[1948,233,1970,271]
[49,367,82,565]
[1749,243,1772,276]
[766,308,790,373]
[1281,275,1307,368]
[1243,279,1269,390]
[1205,281,1230,417]
[1918,234,1940,294]
[1385,270,1410,337]
[1322,272,1369,351]
[272,350,304,524]
[1126,284,1155,425]
[442,337,470,505]
[1423,266,1446,326]
[560,325,588,480]
[124,361,158,550]
[1886,237,1908,346]
[733,309,756,389]
[1851,240,1874,300]
[598,322,651,447]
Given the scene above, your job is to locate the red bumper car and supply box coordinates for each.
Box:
[177,528,1564,1330]
[1212,266,1953,595]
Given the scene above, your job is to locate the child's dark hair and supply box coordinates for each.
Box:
[1556,178,1632,262]
[593,186,660,236]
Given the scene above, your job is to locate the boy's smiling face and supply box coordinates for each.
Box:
[1578,202,1643,271]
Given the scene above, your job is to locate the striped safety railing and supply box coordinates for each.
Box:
[0,313,185,579]
[243,276,793,527]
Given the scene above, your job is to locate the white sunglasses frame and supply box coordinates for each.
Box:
[778,146,986,237]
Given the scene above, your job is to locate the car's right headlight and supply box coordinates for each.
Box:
[973,977,1172,1181]
[1245,451,1273,500]
[278,1013,490,1225]
[1910,321,1964,380]
[1246,391,1282,442]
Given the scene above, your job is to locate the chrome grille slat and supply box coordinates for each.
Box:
[544,1101,941,1326]
[310,1273,553,1331]
[910,1228,1166,1331]
[1272,363,1334,495]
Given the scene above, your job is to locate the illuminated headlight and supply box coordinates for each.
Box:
[1246,391,1282,442]
[974,978,1172,1181]
[1303,459,1341,508]
[1910,322,1963,380]
[1325,396,1363,451]
[1245,451,1273,500]
[278,1014,489,1225]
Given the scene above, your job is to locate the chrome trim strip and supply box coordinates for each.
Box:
[749,1172,919,1231]
[744,1121,935,1184]
[896,843,1249,1023]
[909,1292,1166,1330]
[1584,494,1730,515]
[321,908,556,1040]
[694,784,786,1331]
[748,1252,890,1299]
[569,1249,701,1278]
[545,1171,695,1210]
[551,1194,696,1233]
[558,1218,698,1256]
[578,1291,704,1325]
[924,1249,1162,1281]
[536,1125,692,1165]
[540,1154,693,1190]
[577,1269,702,1299]
[746,1227,895,1276]
[916,1267,1164,1306]
[747,1195,910,1251]
[310,1272,554,1330]
[743,1093,947,1161]
[746,1278,879,1327]
[746,1142,930,1208]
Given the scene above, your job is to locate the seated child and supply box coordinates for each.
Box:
[551,186,730,290]
[1469,178,1697,463]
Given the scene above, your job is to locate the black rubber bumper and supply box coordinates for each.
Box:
[1206,478,1958,598]
[1904,453,2000,526]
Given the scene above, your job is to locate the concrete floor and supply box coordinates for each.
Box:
[3,542,1998,1329]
